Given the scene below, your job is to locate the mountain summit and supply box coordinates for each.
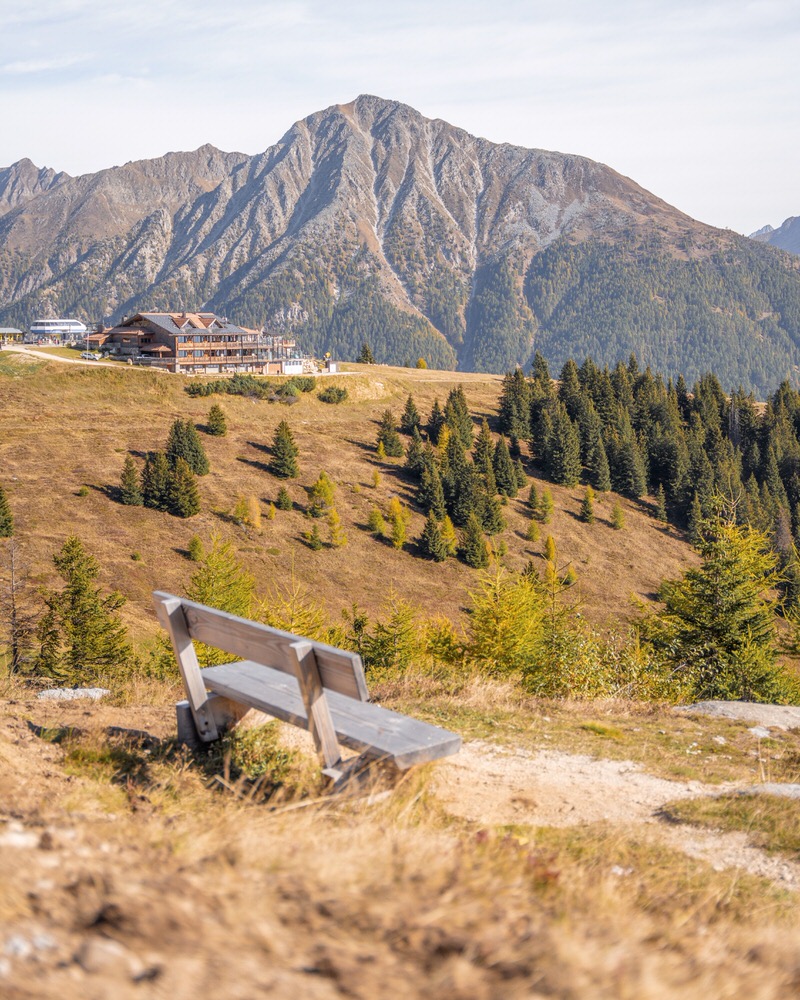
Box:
[1,95,799,392]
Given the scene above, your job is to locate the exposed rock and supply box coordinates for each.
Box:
[676,701,800,730]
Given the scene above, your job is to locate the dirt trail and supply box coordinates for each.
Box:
[432,740,800,891]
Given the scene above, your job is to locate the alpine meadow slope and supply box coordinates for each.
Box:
[1,95,800,393]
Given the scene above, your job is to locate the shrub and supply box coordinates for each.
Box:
[318,386,348,404]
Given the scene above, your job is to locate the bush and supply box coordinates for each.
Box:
[318,386,349,404]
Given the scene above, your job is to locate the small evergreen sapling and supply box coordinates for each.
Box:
[419,511,448,561]
[327,507,346,547]
[400,394,421,434]
[275,486,292,510]
[460,513,489,568]
[271,420,300,478]
[611,502,625,530]
[540,488,554,524]
[0,484,15,537]
[207,404,228,436]
[440,515,458,557]
[581,485,595,524]
[119,455,143,506]
[367,506,386,537]
[168,458,201,518]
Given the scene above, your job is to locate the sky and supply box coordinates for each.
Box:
[0,0,797,236]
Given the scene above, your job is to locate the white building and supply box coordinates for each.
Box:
[26,318,88,343]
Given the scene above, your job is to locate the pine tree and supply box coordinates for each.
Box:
[168,458,201,518]
[187,535,204,562]
[141,451,171,511]
[440,515,458,557]
[528,483,540,517]
[493,436,518,497]
[526,518,540,543]
[473,419,495,468]
[327,507,346,547]
[581,485,595,523]
[305,524,323,550]
[444,386,473,449]
[275,486,292,510]
[357,342,375,364]
[543,401,581,486]
[166,418,210,476]
[655,484,668,522]
[34,536,133,682]
[418,461,446,519]
[585,431,612,492]
[367,506,386,537]
[611,502,625,530]
[540,488,554,524]
[308,471,335,517]
[0,484,14,537]
[640,509,788,701]
[376,410,404,457]
[207,403,227,437]
[480,490,506,535]
[271,420,299,478]
[404,426,425,475]
[514,459,527,490]
[427,398,446,444]
[460,513,490,568]
[186,534,255,664]
[400,394,421,434]
[688,492,703,546]
[498,367,532,441]
[119,455,143,506]
[419,511,448,561]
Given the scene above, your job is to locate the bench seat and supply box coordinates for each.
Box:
[201,660,460,769]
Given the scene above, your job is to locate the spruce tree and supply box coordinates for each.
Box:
[376,410,404,457]
[460,513,490,568]
[142,451,172,510]
[419,511,448,561]
[418,461,446,519]
[585,432,612,492]
[581,485,595,524]
[187,536,204,562]
[655,484,668,522]
[527,483,540,517]
[687,492,704,546]
[207,403,227,436]
[473,419,494,468]
[119,455,143,506]
[444,386,473,449]
[400,394,421,434]
[641,510,788,701]
[166,418,210,476]
[305,524,323,550]
[480,490,506,535]
[275,486,292,510]
[493,436,518,497]
[35,536,132,682]
[168,458,201,518]
[404,426,425,475]
[427,398,446,444]
[498,367,532,441]
[543,401,581,486]
[357,342,375,364]
[271,420,300,478]
[513,459,527,490]
[0,483,14,537]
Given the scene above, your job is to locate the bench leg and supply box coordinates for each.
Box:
[176,694,249,748]
[322,752,402,795]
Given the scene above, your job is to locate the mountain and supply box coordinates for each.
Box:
[0,158,69,217]
[750,216,800,256]
[1,95,800,393]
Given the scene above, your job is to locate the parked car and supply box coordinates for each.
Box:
[80,351,101,360]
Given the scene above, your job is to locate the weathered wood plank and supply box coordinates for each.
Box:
[201,661,461,769]
[152,594,219,741]
[289,640,341,769]
[157,594,367,701]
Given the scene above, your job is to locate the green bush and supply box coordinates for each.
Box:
[318,386,348,404]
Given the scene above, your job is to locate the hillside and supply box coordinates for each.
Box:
[0,352,693,645]
[2,96,800,393]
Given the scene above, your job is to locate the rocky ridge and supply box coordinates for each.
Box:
[1,95,800,388]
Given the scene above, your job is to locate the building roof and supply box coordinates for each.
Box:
[115,312,256,337]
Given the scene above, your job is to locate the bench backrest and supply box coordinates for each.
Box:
[152,591,369,702]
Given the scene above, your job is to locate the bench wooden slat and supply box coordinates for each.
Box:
[169,596,368,702]
[201,661,461,769]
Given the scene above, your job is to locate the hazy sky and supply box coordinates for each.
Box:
[1,0,797,235]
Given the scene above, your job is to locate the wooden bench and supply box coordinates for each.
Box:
[153,592,461,787]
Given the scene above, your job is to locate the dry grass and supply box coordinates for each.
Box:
[1,694,800,999]
[662,793,800,859]
[0,359,695,646]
